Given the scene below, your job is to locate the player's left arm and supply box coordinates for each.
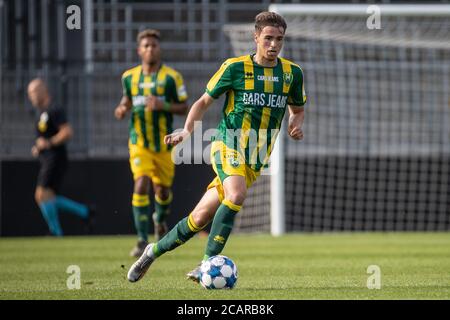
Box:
[287,65,307,141]
[287,105,304,140]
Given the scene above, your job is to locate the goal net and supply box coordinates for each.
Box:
[225,4,450,233]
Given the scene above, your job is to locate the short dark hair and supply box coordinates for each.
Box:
[136,29,161,45]
[254,12,287,34]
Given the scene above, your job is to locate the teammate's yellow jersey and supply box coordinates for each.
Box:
[122,64,188,152]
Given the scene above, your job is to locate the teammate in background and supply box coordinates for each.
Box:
[28,78,93,236]
[114,29,189,257]
[128,12,306,282]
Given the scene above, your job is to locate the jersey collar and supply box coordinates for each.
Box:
[250,53,280,68]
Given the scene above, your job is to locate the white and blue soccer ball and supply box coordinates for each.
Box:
[200,255,238,289]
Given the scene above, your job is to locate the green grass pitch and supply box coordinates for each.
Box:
[0,232,449,299]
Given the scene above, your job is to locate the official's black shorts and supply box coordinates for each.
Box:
[37,152,68,192]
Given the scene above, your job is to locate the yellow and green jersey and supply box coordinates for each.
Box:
[122,64,188,152]
[206,54,306,171]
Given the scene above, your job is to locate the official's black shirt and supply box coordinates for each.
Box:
[35,105,68,157]
[35,105,69,190]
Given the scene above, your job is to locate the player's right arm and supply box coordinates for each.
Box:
[164,93,214,146]
[164,59,233,146]
[114,95,132,120]
[115,70,133,120]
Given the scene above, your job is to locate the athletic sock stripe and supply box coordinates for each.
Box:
[133,194,149,200]
[132,201,150,207]
[132,194,150,207]
[222,199,242,212]
[187,213,202,232]
[187,217,197,232]
[155,192,173,205]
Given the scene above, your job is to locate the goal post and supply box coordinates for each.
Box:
[225,4,450,235]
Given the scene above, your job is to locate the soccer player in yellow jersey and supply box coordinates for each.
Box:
[115,29,188,257]
[128,12,306,282]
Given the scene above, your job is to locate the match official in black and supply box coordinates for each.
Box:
[27,78,93,236]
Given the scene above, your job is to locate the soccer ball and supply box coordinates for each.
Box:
[200,255,238,289]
